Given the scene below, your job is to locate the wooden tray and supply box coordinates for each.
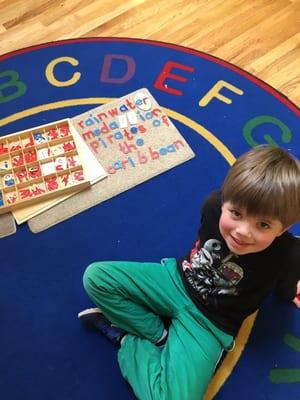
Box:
[0,119,90,214]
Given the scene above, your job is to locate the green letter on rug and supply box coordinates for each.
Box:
[0,70,27,104]
[243,115,292,147]
[269,334,300,384]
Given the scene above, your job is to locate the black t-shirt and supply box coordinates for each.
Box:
[177,191,300,336]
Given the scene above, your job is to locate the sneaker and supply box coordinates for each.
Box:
[78,307,126,347]
[78,307,103,324]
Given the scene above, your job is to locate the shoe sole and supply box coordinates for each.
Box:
[78,307,102,319]
[78,307,119,328]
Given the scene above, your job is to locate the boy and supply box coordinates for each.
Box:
[79,145,300,400]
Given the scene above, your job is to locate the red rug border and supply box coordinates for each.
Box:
[1,37,299,116]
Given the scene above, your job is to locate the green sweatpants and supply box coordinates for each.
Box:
[83,258,233,400]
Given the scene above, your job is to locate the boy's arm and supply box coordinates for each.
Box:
[276,235,300,305]
[291,237,300,308]
[293,280,300,308]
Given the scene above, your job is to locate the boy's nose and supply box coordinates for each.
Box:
[236,223,252,238]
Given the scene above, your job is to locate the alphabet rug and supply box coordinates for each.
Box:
[0,38,299,400]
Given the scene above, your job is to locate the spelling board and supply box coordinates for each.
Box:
[0,119,90,214]
[71,89,194,177]
[28,88,195,233]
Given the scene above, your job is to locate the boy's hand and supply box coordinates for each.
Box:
[293,280,300,308]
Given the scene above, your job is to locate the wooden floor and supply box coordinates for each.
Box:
[0,0,299,106]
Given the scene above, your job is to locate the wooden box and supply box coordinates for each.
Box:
[0,119,90,214]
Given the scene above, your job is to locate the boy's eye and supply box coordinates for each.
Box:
[258,221,271,230]
[230,209,241,218]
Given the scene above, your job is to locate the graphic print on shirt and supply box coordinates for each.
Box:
[182,238,244,302]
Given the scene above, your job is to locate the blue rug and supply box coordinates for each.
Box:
[0,38,299,400]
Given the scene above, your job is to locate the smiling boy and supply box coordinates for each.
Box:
[79,145,300,400]
[220,145,298,256]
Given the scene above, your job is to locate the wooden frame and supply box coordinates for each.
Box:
[0,119,90,213]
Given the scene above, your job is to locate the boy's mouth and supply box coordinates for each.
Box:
[229,235,252,247]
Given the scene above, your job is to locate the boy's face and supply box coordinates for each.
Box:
[219,201,286,255]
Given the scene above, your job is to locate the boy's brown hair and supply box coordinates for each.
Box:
[221,145,300,227]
